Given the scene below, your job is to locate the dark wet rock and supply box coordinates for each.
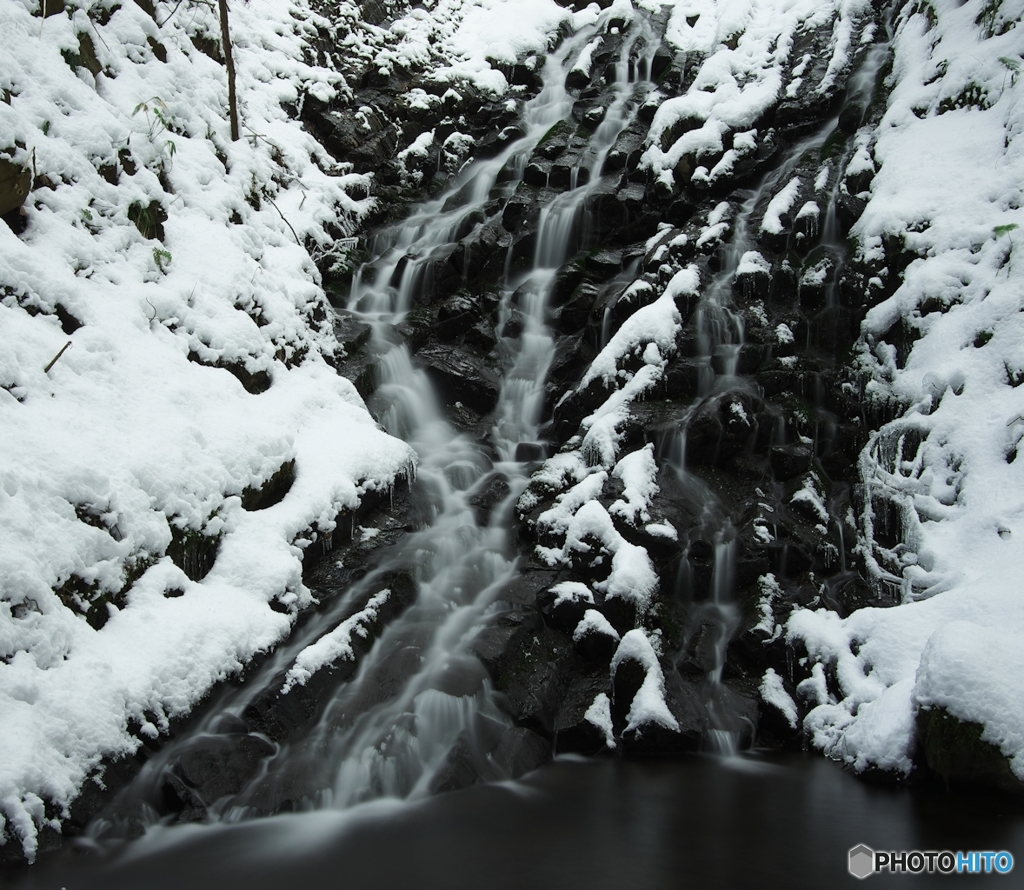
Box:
[572,619,619,663]
[502,192,535,233]
[470,612,577,736]
[436,292,481,341]
[598,597,638,638]
[315,106,399,166]
[524,160,551,188]
[393,306,436,353]
[500,310,526,340]
[554,672,614,755]
[469,472,511,524]
[585,248,623,277]
[0,158,31,217]
[417,344,501,414]
[537,586,592,636]
[550,259,588,308]
[490,726,553,778]
[552,282,597,334]
[493,568,559,609]
[451,221,512,284]
[510,440,543,464]
[337,351,379,400]
[429,732,485,794]
[603,126,646,175]
[243,574,416,742]
[548,333,596,389]
[333,311,372,355]
[465,319,499,352]
[918,708,1024,796]
[164,734,275,820]
[775,21,846,129]
[770,443,813,480]
[479,124,528,159]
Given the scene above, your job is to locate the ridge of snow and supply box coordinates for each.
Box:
[786,0,1024,781]
[0,0,417,858]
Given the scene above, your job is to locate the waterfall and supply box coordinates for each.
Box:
[79,14,664,837]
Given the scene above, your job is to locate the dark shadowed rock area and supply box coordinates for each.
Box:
[6,0,1021,872]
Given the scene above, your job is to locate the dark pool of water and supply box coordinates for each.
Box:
[11,753,1024,890]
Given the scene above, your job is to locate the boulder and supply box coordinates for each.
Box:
[0,159,30,217]
[417,344,501,414]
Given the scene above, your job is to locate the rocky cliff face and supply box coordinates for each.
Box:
[8,0,1021,865]
[319,0,893,761]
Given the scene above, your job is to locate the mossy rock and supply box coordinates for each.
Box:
[128,199,167,241]
[167,526,220,582]
[0,158,31,216]
[61,32,102,77]
[918,706,1024,796]
[240,459,296,511]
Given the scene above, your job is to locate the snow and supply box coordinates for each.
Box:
[737,250,771,277]
[751,572,782,641]
[573,609,620,643]
[790,474,829,526]
[760,177,801,235]
[570,36,603,80]
[611,629,678,733]
[609,444,659,525]
[582,285,685,387]
[785,0,1024,781]
[760,668,798,729]
[281,589,391,694]
[3,0,1024,857]
[0,0,417,859]
[641,0,871,188]
[549,580,595,607]
[644,520,678,540]
[584,692,616,749]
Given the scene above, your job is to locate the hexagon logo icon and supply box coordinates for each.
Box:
[849,844,875,879]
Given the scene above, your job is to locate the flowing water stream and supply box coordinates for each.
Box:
[77,14,662,836]
[11,12,929,882]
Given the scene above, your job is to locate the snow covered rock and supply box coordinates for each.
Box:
[1,0,421,859]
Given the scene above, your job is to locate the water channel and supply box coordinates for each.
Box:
[8,9,1024,886]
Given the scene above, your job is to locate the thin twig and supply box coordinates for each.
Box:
[43,341,72,374]
[267,197,301,245]
[156,0,188,27]
[88,16,110,53]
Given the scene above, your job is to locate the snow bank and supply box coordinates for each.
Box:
[639,0,871,189]
[786,0,1024,781]
[376,0,573,97]
[0,0,416,858]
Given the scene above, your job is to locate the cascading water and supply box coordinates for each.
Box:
[662,38,892,753]
[83,14,663,836]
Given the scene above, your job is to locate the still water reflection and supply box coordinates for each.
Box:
[14,753,1024,890]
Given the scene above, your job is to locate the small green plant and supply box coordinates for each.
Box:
[999,56,1021,88]
[153,247,172,273]
[976,0,1008,38]
[132,97,177,159]
[994,223,1019,238]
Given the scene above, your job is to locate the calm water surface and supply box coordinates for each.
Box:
[13,753,1024,890]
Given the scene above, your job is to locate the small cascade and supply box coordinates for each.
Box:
[83,13,666,837]
[45,5,907,858]
[663,98,888,752]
